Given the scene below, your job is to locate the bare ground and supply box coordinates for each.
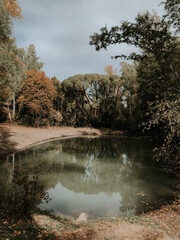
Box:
[32,199,180,240]
[0,124,124,154]
[0,124,179,240]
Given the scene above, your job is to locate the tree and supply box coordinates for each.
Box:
[51,76,63,125]
[62,74,90,126]
[146,98,180,171]
[104,65,117,76]
[0,0,23,122]
[89,9,179,116]
[89,1,180,170]
[162,0,180,29]
[24,44,44,71]
[89,10,179,115]
[0,85,9,121]
[90,11,176,61]
[0,0,12,43]
[62,73,139,129]
[17,71,57,126]
[2,0,22,20]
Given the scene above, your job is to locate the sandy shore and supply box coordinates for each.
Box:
[0,124,124,154]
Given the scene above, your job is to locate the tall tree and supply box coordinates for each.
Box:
[62,73,138,129]
[24,44,44,71]
[89,1,180,170]
[0,0,23,121]
[51,76,63,125]
[17,71,56,127]
[89,10,179,115]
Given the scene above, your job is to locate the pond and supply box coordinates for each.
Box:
[0,136,178,219]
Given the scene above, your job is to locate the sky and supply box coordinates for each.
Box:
[13,0,164,81]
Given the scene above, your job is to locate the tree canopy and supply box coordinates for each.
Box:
[0,0,179,171]
[17,71,57,127]
[89,2,180,171]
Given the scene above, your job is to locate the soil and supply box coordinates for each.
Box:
[0,124,179,240]
[0,124,124,155]
[32,199,180,240]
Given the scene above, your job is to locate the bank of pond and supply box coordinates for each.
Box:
[0,136,178,221]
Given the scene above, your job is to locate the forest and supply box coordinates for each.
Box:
[0,0,179,172]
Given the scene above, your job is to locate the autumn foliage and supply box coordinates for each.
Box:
[17,71,57,126]
[0,0,179,172]
[2,0,22,19]
[104,65,117,76]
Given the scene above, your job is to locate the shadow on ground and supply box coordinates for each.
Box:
[0,212,95,240]
[0,125,17,157]
[0,219,60,240]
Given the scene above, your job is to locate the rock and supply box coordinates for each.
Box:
[76,213,88,222]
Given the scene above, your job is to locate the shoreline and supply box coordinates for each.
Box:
[0,123,153,156]
[0,123,179,239]
[0,124,101,154]
[0,124,123,155]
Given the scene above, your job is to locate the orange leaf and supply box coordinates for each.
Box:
[14,230,21,235]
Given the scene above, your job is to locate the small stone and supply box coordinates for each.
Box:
[76,213,88,222]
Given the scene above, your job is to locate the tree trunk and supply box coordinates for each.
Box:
[12,92,15,121]
[7,101,12,122]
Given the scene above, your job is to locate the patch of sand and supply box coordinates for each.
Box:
[0,124,123,154]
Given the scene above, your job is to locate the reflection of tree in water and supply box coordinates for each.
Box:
[61,137,155,162]
[0,162,49,221]
[0,137,177,218]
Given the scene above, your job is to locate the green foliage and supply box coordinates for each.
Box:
[146,98,180,171]
[0,1,23,122]
[0,0,179,171]
[61,71,139,129]
[0,84,9,121]
[162,0,180,29]
[24,44,44,71]
[51,76,63,125]
[0,1,44,123]
[90,11,176,62]
[89,1,180,170]
[0,0,12,43]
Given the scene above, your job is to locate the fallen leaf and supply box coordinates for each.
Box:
[14,231,21,235]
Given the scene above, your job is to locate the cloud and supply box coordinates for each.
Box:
[13,0,164,80]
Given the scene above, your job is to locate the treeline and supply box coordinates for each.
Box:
[89,0,180,170]
[0,0,179,170]
[0,0,139,130]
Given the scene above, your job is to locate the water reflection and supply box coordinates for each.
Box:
[0,136,178,219]
[0,162,50,221]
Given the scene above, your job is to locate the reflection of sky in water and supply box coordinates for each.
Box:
[83,154,96,182]
[1,136,178,219]
[122,154,127,165]
[72,157,77,164]
[39,183,124,218]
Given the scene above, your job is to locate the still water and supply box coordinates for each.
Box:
[0,136,178,218]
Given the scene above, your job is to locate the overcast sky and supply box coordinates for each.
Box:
[13,0,164,81]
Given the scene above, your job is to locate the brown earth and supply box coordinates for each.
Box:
[0,124,124,155]
[0,124,179,240]
[32,199,180,240]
